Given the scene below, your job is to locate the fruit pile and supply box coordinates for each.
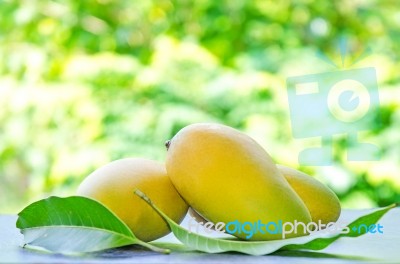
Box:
[77,123,341,242]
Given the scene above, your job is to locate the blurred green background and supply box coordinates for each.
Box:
[1,0,399,213]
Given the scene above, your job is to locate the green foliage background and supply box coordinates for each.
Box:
[0,0,399,213]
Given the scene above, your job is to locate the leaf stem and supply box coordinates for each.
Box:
[135,189,153,205]
[134,189,173,254]
[134,189,172,225]
[135,240,170,254]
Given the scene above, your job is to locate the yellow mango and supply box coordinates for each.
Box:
[77,158,188,242]
[166,123,312,240]
[277,165,341,224]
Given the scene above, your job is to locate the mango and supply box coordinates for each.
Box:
[77,158,188,242]
[189,165,341,228]
[277,165,341,224]
[165,123,312,240]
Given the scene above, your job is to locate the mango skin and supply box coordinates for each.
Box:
[77,158,188,242]
[277,165,341,224]
[166,123,312,240]
[189,165,342,227]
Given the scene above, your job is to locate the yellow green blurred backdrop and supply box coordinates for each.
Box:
[0,0,399,213]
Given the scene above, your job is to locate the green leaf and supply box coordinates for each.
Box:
[135,190,397,256]
[16,196,169,255]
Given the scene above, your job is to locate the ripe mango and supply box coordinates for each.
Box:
[277,165,341,224]
[77,158,188,242]
[166,123,312,240]
[189,165,341,228]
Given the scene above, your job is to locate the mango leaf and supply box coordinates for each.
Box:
[16,196,169,255]
[135,190,397,256]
